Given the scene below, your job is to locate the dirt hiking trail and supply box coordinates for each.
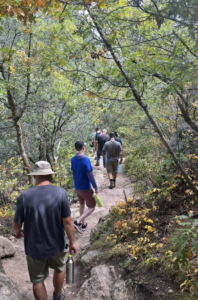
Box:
[2,162,134,300]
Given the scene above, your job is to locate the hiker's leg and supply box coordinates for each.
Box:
[103,154,107,168]
[108,173,113,179]
[76,190,85,219]
[33,282,47,300]
[77,190,96,225]
[112,162,118,187]
[27,255,49,300]
[106,161,114,188]
[53,269,65,297]
[96,150,101,165]
[79,203,85,224]
[77,207,95,225]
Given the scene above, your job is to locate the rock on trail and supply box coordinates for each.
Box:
[0,236,16,259]
[2,162,134,300]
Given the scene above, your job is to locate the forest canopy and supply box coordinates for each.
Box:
[0,0,198,200]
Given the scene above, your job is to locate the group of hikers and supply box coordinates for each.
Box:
[92,127,123,188]
[12,127,123,300]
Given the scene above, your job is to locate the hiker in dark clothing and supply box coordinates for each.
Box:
[113,131,123,146]
[102,132,123,189]
[13,161,77,300]
[94,127,101,159]
[95,129,109,167]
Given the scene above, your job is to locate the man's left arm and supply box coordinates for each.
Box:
[119,144,123,164]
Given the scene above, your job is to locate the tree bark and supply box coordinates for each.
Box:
[6,88,33,184]
[91,15,198,198]
[175,89,198,134]
[15,121,31,172]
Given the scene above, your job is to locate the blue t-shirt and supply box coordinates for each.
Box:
[14,185,71,260]
[71,156,93,190]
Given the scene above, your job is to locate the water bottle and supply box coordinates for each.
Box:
[117,164,122,173]
[66,254,74,284]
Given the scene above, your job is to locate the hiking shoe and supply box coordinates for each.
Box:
[81,223,88,231]
[53,288,65,300]
[109,180,114,189]
[95,163,100,166]
[74,221,83,233]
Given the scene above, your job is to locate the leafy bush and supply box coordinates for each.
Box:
[172,213,198,268]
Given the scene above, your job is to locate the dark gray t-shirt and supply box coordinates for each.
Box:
[102,140,122,162]
[14,185,71,260]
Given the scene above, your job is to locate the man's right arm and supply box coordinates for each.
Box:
[62,216,77,256]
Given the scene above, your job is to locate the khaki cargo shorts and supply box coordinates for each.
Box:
[106,161,118,174]
[26,248,68,284]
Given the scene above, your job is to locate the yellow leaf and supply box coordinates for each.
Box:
[127,198,132,202]
[122,222,127,228]
[147,219,153,224]
[171,257,177,263]
[187,246,193,259]
[149,243,156,248]
[147,226,153,232]
[10,65,15,72]
[165,250,173,257]
[156,243,163,250]
[180,279,188,289]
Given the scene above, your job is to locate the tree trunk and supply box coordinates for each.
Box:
[14,120,34,184]
[177,100,198,134]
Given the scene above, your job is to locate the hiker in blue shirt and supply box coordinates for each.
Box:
[71,141,98,233]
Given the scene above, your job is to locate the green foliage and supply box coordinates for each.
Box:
[172,213,198,269]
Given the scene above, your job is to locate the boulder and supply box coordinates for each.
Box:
[77,265,131,300]
[0,259,4,274]
[81,250,99,266]
[0,272,21,300]
[112,279,129,300]
[0,236,15,259]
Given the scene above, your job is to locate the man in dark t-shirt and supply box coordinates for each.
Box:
[95,129,109,167]
[13,161,77,300]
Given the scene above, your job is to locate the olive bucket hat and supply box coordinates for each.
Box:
[28,161,56,176]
